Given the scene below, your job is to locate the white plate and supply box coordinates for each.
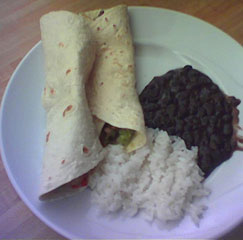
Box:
[1,7,243,239]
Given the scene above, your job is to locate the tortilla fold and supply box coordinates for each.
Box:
[40,11,105,200]
[83,5,147,152]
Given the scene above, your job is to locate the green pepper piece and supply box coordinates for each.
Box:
[117,129,134,146]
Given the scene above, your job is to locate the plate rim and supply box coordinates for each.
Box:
[129,6,243,49]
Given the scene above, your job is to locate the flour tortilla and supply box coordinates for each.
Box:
[82,5,146,152]
[40,11,105,201]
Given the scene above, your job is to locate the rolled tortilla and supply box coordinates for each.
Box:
[82,5,146,152]
[40,11,105,200]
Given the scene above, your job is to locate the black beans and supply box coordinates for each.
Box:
[167,104,177,118]
[203,102,214,115]
[182,131,193,149]
[197,108,206,118]
[201,116,209,126]
[143,103,159,112]
[193,130,201,146]
[222,114,232,123]
[175,119,184,134]
[230,96,241,107]
[209,135,220,150]
[139,65,241,177]
[223,124,233,136]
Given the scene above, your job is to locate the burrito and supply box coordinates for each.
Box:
[39,11,105,200]
[82,5,147,152]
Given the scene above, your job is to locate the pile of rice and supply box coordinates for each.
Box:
[89,128,210,225]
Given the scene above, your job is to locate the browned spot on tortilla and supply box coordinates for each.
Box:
[97,27,100,31]
[83,146,89,154]
[97,10,104,17]
[100,82,104,86]
[50,88,55,94]
[61,159,65,164]
[128,64,133,68]
[105,56,108,59]
[63,105,73,117]
[46,132,50,142]
[120,50,123,53]
[58,42,64,47]
[66,69,71,75]
[113,24,116,28]
[110,52,113,56]
[105,17,108,22]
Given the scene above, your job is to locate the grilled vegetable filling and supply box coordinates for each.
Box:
[100,123,134,147]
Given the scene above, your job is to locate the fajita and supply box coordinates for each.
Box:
[82,5,147,152]
[39,11,105,200]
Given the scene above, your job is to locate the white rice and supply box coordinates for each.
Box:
[89,128,210,225]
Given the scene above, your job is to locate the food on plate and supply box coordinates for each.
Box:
[82,5,147,152]
[90,128,209,225]
[39,11,105,200]
[99,123,135,147]
[38,6,226,226]
[139,65,242,177]
[38,7,209,225]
